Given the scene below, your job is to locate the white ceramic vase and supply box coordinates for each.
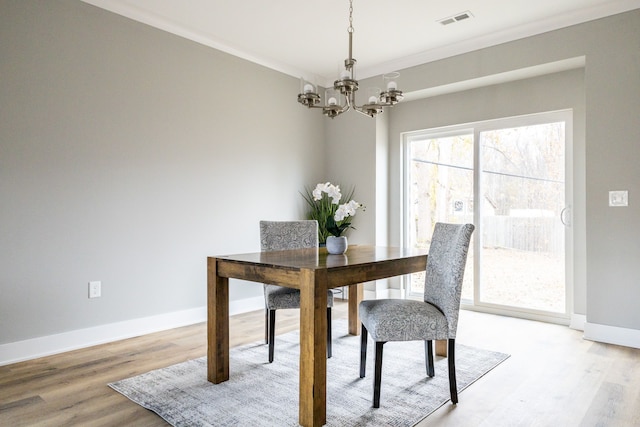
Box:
[326,236,348,255]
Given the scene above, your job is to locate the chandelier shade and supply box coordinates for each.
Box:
[297,0,403,119]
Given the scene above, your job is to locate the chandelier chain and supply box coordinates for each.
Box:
[348,0,354,33]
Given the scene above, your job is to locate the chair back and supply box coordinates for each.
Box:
[423,222,474,338]
[260,220,319,252]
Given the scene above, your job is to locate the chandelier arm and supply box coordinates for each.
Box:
[322,104,350,119]
[345,92,354,107]
[354,109,376,118]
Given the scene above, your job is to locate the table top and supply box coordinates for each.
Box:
[213,245,428,270]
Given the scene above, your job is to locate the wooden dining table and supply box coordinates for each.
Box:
[207,245,429,427]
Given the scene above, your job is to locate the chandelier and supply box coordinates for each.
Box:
[297,0,403,119]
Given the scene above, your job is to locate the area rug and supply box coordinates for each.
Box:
[109,320,509,426]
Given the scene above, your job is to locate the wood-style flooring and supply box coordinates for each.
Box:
[1,301,639,426]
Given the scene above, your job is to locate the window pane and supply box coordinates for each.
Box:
[480,123,565,312]
[407,134,474,299]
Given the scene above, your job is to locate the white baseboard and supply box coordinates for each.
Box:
[584,321,640,349]
[230,296,264,317]
[0,296,264,367]
[570,313,586,331]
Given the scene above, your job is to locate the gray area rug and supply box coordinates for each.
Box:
[110,320,509,426]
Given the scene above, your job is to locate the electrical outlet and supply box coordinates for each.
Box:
[89,281,101,298]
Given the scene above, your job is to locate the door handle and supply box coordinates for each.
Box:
[560,206,571,227]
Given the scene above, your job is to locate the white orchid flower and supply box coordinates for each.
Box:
[346,200,361,213]
[334,204,348,222]
[326,184,342,204]
[312,182,330,200]
[334,200,361,222]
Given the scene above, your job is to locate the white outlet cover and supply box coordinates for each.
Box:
[89,281,102,298]
[609,190,628,207]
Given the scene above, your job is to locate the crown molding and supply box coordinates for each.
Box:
[82,0,639,82]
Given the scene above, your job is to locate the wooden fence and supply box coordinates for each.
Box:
[482,216,564,253]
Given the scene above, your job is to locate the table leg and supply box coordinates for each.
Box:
[298,268,327,427]
[347,283,363,335]
[207,257,229,383]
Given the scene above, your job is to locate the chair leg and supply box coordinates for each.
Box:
[359,324,368,378]
[373,341,385,408]
[268,310,276,363]
[425,340,434,377]
[264,308,269,344]
[327,307,332,359]
[448,338,458,404]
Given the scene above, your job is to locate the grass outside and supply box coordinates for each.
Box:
[411,247,565,313]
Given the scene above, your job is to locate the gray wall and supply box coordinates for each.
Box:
[329,10,640,332]
[0,0,325,344]
[324,113,378,245]
[583,12,640,329]
[2,1,639,347]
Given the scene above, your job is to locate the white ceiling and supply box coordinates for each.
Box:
[82,0,640,85]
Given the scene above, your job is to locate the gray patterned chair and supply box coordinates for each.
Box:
[260,220,334,363]
[358,222,474,408]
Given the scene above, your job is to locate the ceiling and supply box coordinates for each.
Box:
[82,0,639,85]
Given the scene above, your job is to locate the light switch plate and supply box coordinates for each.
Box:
[609,190,628,207]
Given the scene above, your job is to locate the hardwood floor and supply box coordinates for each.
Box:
[1,301,639,426]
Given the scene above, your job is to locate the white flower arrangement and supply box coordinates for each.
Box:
[301,182,363,243]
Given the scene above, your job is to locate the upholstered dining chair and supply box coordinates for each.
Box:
[260,220,334,363]
[358,222,474,408]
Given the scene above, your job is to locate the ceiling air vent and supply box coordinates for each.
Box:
[438,11,474,26]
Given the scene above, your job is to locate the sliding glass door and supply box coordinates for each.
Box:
[403,111,572,321]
